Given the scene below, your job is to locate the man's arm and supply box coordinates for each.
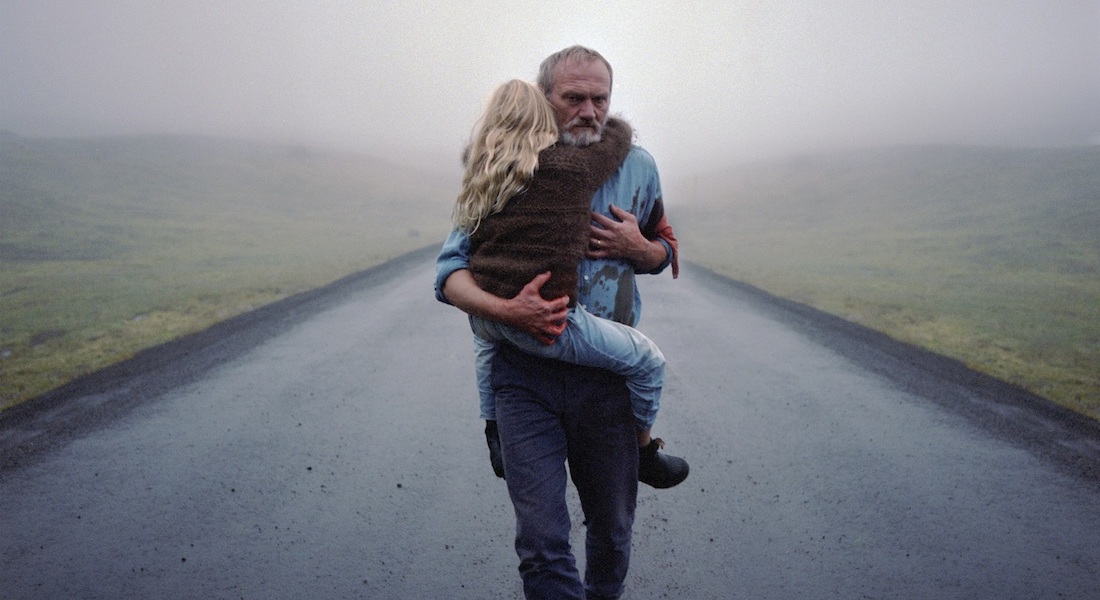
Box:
[435,228,569,342]
[441,269,569,344]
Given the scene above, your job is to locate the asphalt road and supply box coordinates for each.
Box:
[3,246,1099,599]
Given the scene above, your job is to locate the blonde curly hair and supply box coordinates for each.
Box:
[453,80,559,233]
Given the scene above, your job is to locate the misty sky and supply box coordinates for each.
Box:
[2,0,1098,181]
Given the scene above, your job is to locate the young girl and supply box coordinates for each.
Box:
[454,79,687,488]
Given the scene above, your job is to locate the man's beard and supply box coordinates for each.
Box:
[560,116,605,147]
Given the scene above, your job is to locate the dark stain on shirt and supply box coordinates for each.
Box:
[589,263,636,325]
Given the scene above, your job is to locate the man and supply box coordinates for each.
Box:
[435,46,683,599]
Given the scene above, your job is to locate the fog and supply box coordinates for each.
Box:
[2,0,1098,182]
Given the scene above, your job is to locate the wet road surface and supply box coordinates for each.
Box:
[3,246,1099,599]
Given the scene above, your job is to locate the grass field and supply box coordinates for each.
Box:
[3,134,1098,421]
[671,145,1100,419]
[1,132,456,408]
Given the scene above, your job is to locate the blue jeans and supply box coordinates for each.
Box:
[491,344,638,600]
[470,304,664,430]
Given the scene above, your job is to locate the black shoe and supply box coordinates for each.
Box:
[484,420,505,479]
[638,438,688,489]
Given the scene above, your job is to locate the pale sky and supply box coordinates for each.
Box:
[2,0,1098,183]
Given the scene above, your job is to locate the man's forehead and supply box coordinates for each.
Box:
[553,58,611,91]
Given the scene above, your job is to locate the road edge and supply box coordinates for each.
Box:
[684,261,1100,483]
[0,245,441,471]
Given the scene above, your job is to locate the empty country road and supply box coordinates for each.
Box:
[3,246,1099,599]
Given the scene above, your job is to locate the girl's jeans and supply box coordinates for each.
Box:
[470,304,664,430]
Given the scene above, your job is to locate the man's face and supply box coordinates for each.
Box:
[547,59,611,147]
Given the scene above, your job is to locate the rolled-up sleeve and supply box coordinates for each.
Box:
[648,211,678,278]
[434,228,472,305]
[637,199,679,278]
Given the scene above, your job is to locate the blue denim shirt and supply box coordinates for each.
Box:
[435,145,672,327]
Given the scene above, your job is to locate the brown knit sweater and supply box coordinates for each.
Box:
[469,118,633,307]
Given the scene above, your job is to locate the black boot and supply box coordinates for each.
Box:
[484,420,505,479]
[638,438,688,489]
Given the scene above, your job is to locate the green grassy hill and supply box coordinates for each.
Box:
[0,132,457,407]
[673,145,1100,419]
[4,136,1098,419]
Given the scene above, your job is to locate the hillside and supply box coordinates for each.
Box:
[4,137,1097,417]
[0,132,457,407]
[673,145,1100,418]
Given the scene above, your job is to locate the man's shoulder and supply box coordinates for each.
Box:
[615,145,661,197]
[600,145,658,194]
[624,145,657,171]
[592,144,661,210]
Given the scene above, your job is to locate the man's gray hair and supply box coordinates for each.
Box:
[537,45,614,95]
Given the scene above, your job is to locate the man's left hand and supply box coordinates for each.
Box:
[588,204,666,271]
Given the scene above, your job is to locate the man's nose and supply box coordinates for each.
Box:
[578,100,597,119]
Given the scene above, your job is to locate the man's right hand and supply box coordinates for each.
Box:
[508,272,569,344]
[441,269,569,344]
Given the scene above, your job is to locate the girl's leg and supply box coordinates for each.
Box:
[473,314,687,489]
[470,329,505,478]
[469,309,664,432]
[471,332,497,420]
